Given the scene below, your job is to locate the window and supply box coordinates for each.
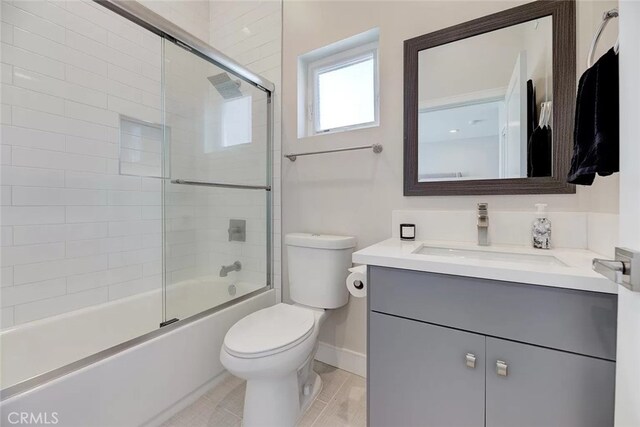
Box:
[222,95,252,147]
[298,29,379,137]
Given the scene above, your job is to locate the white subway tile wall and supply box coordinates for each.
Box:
[209,0,283,298]
[140,0,211,44]
[0,0,274,329]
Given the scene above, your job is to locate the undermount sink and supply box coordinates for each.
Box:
[414,245,567,267]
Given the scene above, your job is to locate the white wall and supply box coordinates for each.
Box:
[421,137,500,180]
[523,15,553,106]
[281,0,619,356]
[418,17,551,104]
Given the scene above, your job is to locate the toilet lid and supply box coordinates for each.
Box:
[223,304,315,358]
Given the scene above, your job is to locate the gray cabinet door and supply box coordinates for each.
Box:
[486,337,616,427]
[369,312,485,427]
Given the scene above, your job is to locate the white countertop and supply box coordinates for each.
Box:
[352,238,618,294]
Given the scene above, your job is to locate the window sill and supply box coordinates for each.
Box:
[302,121,380,140]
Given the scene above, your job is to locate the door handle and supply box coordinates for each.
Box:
[593,247,640,292]
[592,259,627,284]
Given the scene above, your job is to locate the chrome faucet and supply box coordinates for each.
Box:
[219,261,242,277]
[477,203,489,246]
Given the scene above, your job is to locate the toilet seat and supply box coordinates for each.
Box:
[223,304,315,359]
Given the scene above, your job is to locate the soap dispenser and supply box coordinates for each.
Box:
[532,203,551,249]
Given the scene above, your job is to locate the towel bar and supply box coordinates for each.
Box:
[284,144,383,161]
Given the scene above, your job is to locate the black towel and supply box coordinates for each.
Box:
[527,79,537,143]
[528,124,552,177]
[567,48,619,185]
[526,79,537,177]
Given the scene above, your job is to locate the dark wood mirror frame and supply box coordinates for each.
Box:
[404,0,576,196]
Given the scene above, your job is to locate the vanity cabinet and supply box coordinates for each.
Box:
[368,266,617,427]
[369,312,485,427]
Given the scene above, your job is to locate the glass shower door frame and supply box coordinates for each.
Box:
[160,37,274,326]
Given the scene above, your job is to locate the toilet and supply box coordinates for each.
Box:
[220,233,356,427]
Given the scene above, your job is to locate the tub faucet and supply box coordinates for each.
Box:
[477,203,489,246]
[220,261,242,277]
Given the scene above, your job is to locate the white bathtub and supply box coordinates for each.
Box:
[1,276,264,390]
[0,278,274,427]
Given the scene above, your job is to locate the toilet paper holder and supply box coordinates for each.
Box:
[347,265,368,298]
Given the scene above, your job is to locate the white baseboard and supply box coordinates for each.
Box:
[143,371,231,427]
[315,342,367,378]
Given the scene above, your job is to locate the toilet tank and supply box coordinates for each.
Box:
[286,233,357,309]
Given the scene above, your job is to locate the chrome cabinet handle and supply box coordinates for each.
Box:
[465,353,476,369]
[496,360,508,377]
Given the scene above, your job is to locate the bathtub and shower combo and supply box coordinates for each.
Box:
[0,1,275,425]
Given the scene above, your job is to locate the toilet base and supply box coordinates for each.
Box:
[242,366,322,427]
[300,372,322,417]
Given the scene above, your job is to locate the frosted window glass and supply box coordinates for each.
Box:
[222,95,252,147]
[317,57,375,131]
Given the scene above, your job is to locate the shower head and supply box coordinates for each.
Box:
[207,73,243,99]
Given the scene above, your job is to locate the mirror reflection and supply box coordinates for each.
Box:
[418,16,553,182]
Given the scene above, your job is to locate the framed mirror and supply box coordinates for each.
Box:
[404,0,576,196]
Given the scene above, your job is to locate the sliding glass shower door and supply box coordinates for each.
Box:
[0,0,273,396]
[161,40,272,323]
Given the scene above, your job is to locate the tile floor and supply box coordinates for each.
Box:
[161,361,366,427]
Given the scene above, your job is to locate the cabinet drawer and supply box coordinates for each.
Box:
[369,266,617,360]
